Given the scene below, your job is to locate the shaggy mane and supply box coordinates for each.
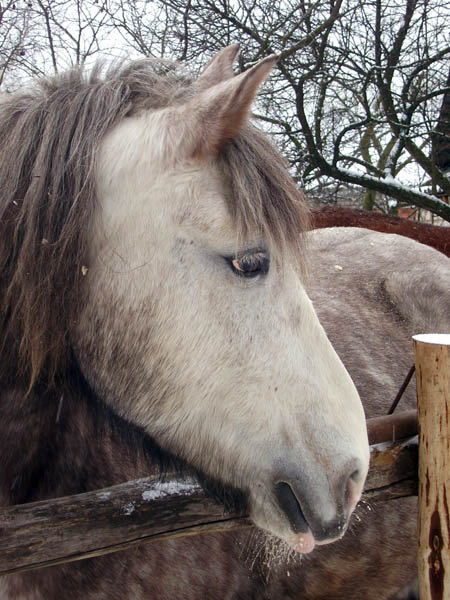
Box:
[0,59,309,390]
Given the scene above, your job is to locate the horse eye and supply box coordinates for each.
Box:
[229,251,269,278]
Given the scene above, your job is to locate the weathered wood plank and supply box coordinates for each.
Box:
[366,436,418,492]
[414,334,450,600]
[367,409,417,445]
[364,436,418,501]
[0,414,419,577]
[0,476,249,576]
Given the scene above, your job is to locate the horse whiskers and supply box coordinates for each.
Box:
[239,528,302,582]
[358,496,374,509]
[261,534,301,575]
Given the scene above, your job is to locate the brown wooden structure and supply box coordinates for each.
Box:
[414,334,450,600]
[311,206,450,257]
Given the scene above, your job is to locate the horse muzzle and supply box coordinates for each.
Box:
[260,457,366,554]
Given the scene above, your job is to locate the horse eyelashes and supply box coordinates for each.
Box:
[229,251,270,278]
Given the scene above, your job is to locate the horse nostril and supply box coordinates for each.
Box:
[274,481,309,534]
[350,469,362,483]
[346,470,363,514]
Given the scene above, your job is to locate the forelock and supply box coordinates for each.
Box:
[219,126,310,269]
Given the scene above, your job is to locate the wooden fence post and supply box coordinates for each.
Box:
[414,334,450,600]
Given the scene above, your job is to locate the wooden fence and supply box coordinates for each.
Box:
[0,412,418,576]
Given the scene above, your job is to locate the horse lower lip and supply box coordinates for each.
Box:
[292,530,316,554]
[275,481,309,534]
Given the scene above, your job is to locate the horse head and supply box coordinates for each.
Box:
[1,47,369,554]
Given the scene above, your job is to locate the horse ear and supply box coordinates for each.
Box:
[186,54,278,159]
[196,44,240,89]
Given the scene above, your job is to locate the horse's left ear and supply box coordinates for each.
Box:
[183,54,278,159]
[195,44,240,89]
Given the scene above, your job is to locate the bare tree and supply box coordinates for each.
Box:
[1,0,449,220]
[432,68,450,180]
[0,0,35,86]
[290,0,450,219]
[106,0,450,220]
[0,0,113,87]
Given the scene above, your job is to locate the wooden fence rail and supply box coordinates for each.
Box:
[0,411,418,576]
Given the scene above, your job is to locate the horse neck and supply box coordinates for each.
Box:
[0,376,169,508]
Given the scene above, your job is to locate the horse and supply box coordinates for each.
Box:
[0,46,449,600]
[311,205,450,258]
